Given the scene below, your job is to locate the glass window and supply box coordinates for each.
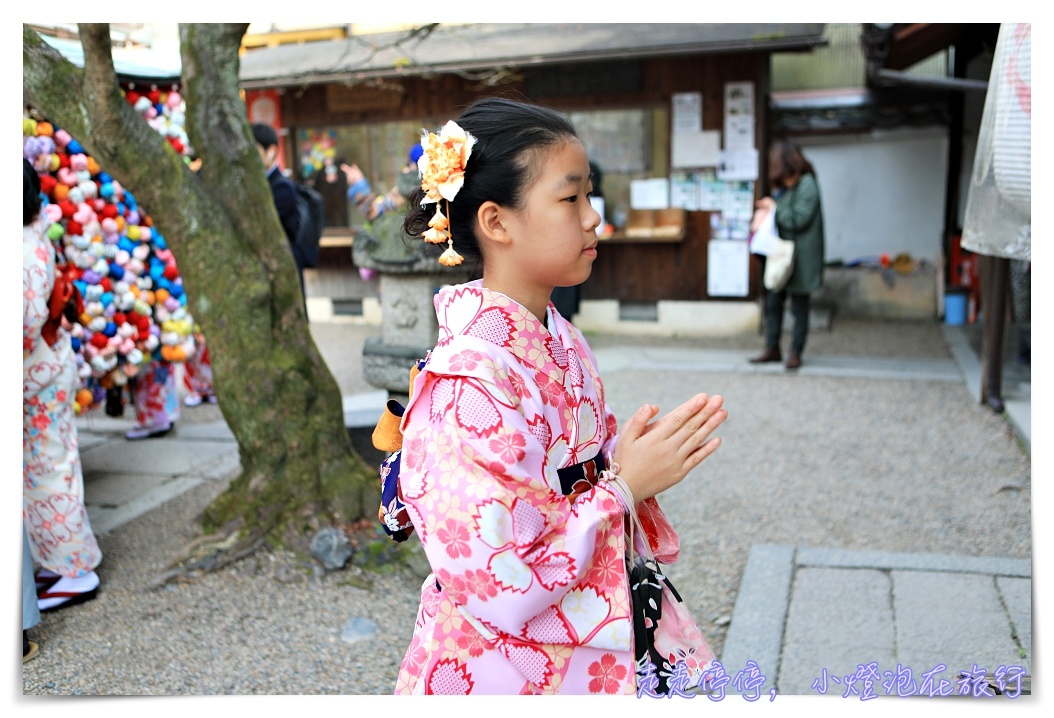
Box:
[295,120,431,231]
[296,107,667,234]
[564,107,669,230]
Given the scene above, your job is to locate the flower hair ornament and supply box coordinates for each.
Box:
[418,120,477,266]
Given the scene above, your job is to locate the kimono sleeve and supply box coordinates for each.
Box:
[23,225,53,350]
[398,366,627,642]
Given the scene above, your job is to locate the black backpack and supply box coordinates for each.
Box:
[293,182,325,268]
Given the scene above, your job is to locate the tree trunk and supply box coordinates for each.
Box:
[23,23,378,564]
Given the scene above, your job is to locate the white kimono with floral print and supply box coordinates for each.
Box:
[23,214,101,578]
[394,281,679,695]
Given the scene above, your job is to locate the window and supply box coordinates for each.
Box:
[563,107,669,230]
[295,120,433,231]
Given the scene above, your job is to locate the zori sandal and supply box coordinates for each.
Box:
[37,571,100,612]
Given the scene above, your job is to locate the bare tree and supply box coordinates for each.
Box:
[23,23,378,584]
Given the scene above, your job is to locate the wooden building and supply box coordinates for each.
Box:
[238,23,827,330]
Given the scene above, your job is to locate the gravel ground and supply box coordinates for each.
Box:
[22,319,1031,695]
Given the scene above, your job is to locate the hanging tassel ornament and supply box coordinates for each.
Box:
[438,238,464,267]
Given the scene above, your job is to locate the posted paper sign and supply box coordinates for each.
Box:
[672,130,721,169]
[707,239,750,297]
[718,149,759,181]
[630,178,670,210]
[672,92,703,133]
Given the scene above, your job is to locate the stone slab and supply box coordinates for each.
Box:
[796,547,1031,578]
[720,544,794,695]
[892,571,1022,689]
[80,438,235,476]
[777,567,895,695]
[995,576,1032,674]
[173,421,237,442]
[84,471,171,508]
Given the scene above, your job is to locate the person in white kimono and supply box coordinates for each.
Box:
[388,98,727,694]
[23,159,102,612]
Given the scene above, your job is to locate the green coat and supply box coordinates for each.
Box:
[774,172,825,294]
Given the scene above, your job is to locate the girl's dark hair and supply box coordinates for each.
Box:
[24,158,42,226]
[768,137,816,190]
[403,96,579,266]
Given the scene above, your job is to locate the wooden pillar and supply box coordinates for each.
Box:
[979,254,1010,413]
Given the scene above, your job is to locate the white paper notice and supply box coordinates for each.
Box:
[724,115,755,150]
[707,239,750,297]
[718,148,759,181]
[724,82,754,117]
[630,178,670,210]
[672,92,703,133]
[671,130,721,169]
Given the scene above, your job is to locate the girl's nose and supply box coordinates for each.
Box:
[584,203,602,231]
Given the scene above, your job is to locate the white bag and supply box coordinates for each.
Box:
[764,238,795,292]
[752,207,795,291]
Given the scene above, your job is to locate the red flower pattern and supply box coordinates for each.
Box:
[587,653,628,694]
[488,432,527,464]
[436,518,472,559]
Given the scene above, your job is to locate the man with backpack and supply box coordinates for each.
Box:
[251,123,306,305]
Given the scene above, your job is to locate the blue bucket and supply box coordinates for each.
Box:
[945,287,968,326]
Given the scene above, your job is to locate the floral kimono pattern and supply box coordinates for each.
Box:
[394,281,680,695]
[23,215,102,578]
[133,361,181,427]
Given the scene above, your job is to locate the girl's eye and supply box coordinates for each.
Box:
[565,195,578,203]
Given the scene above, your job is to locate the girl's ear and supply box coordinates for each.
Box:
[476,201,512,246]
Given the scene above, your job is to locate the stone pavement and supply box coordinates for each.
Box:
[73,320,1033,698]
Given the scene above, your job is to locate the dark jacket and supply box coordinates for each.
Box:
[267,166,303,268]
[774,172,825,294]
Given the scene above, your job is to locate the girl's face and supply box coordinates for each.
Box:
[498,140,602,293]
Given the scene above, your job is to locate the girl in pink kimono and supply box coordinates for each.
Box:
[23,159,102,611]
[389,98,727,695]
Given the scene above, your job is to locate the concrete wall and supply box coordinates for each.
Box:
[799,127,950,265]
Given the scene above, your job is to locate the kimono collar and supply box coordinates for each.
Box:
[433,280,554,350]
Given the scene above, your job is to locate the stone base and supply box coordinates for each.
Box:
[574,300,760,337]
[362,336,430,393]
[814,266,937,320]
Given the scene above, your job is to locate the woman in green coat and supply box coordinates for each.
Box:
[750,139,825,369]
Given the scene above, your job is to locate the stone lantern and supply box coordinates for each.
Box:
[353,206,468,394]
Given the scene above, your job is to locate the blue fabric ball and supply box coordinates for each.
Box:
[67,139,84,154]
[102,322,117,338]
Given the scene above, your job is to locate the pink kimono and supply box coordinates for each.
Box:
[394,281,679,695]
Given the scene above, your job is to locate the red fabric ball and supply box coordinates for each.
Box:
[163,264,179,280]
[58,153,70,169]
[101,204,119,219]
[66,220,84,237]
[147,90,162,105]
[100,277,112,292]
[90,333,109,349]
[135,314,151,332]
[125,91,141,105]
[59,200,77,218]
[113,311,127,326]
[39,174,57,198]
